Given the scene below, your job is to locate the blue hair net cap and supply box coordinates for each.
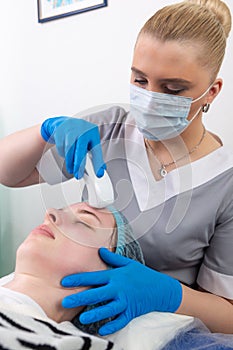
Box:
[107,205,144,264]
[72,207,144,334]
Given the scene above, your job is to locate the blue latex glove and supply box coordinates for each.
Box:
[41,116,106,179]
[61,247,182,336]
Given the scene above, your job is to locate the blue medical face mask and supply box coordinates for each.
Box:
[130,83,211,141]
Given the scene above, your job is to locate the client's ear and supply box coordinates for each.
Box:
[108,226,118,253]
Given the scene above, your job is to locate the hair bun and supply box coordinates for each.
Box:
[187,0,232,38]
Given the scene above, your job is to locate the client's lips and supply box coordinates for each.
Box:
[32,225,55,239]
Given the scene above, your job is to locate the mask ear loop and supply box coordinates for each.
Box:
[189,83,213,120]
[191,83,213,104]
[188,105,203,123]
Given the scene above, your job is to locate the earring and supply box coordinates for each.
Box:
[202,103,210,113]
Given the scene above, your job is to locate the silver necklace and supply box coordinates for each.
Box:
[145,126,206,178]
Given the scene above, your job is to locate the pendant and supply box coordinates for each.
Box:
[160,165,167,178]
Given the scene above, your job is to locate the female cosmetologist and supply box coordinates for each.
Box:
[0,0,233,336]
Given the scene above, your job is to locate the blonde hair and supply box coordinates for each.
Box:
[138,0,232,78]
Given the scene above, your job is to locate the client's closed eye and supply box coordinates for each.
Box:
[76,209,101,225]
[73,220,94,231]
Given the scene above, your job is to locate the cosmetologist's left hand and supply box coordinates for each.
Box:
[61,248,182,336]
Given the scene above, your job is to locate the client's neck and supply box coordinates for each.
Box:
[4,273,85,323]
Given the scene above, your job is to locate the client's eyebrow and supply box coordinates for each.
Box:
[79,210,101,224]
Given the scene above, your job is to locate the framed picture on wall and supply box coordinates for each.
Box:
[38,0,108,23]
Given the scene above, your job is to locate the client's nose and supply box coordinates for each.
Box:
[46,208,61,225]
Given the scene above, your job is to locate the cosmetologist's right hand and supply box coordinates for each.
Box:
[41,116,106,179]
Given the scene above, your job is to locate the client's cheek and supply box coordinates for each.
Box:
[94,259,108,271]
[81,250,109,272]
[95,228,117,250]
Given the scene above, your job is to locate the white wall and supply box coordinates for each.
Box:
[0,0,233,276]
